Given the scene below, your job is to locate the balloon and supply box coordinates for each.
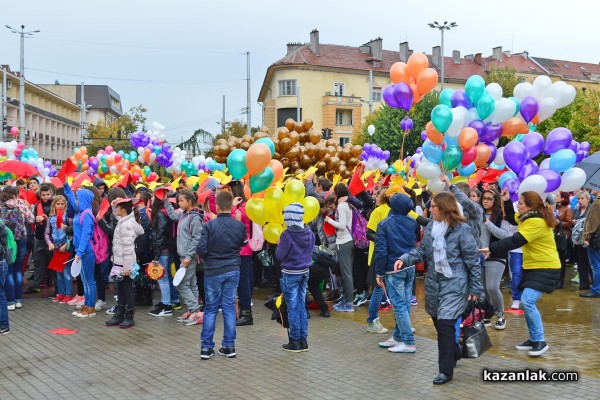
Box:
[382,85,401,108]
[269,159,284,183]
[501,118,529,137]
[255,138,275,156]
[390,62,409,84]
[263,222,284,244]
[400,117,413,132]
[427,179,445,194]
[544,127,573,155]
[519,175,547,196]
[474,143,492,167]
[486,83,503,101]
[457,162,476,177]
[554,83,576,108]
[498,171,517,189]
[537,97,558,122]
[581,142,591,152]
[417,160,442,180]
[439,88,454,107]
[422,140,442,164]
[465,75,486,104]
[521,131,545,158]
[504,141,527,173]
[458,127,478,149]
[549,149,576,173]
[451,89,472,109]
[509,97,521,116]
[476,93,495,120]
[490,98,517,124]
[249,167,274,193]
[494,147,505,165]
[533,75,552,100]
[283,179,305,205]
[431,104,453,133]
[301,196,320,224]
[264,186,284,209]
[461,147,477,166]
[513,82,534,100]
[559,168,586,192]
[468,120,485,137]
[503,178,520,195]
[227,149,248,180]
[539,158,551,170]
[407,52,429,81]
[416,68,438,96]
[519,96,539,123]
[442,146,463,171]
[537,169,561,193]
[367,125,375,136]
[425,121,444,145]
[393,82,414,111]
[480,123,503,143]
[10,127,18,136]
[246,143,272,176]
[446,108,465,138]
[517,160,539,180]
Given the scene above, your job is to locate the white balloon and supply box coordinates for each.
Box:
[467,107,479,124]
[486,83,503,101]
[494,147,505,165]
[539,158,551,170]
[367,125,376,136]
[491,98,517,124]
[537,97,558,122]
[518,174,547,196]
[532,75,553,100]
[418,160,442,180]
[555,85,576,109]
[446,108,465,138]
[428,179,445,193]
[513,82,534,100]
[559,167,586,192]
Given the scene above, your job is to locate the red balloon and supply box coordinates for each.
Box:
[461,147,477,166]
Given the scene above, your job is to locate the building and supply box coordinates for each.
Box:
[1,65,81,165]
[258,30,600,145]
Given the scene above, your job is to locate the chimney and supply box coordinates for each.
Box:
[431,46,441,68]
[286,42,303,55]
[464,54,475,61]
[399,42,410,63]
[474,53,483,65]
[309,29,320,56]
[492,46,503,61]
[503,50,511,58]
[361,38,383,60]
[452,50,461,64]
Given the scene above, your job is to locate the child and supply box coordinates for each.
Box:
[106,198,145,329]
[196,190,248,360]
[44,195,73,303]
[276,203,316,352]
[0,218,10,335]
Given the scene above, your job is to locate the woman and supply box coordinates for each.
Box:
[326,183,355,313]
[554,192,573,288]
[397,192,482,384]
[469,188,481,203]
[572,191,591,290]
[581,189,600,298]
[481,191,561,357]
[479,188,512,329]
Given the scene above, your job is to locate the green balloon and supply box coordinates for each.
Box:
[249,166,274,193]
[255,138,275,156]
[431,104,453,133]
[227,149,248,180]
[442,145,463,171]
[509,97,520,116]
[439,89,454,108]
[476,93,495,120]
[465,75,485,104]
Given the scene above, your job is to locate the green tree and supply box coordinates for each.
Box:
[85,105,148,155]
[211,119,260,145]
[485,66,519,97]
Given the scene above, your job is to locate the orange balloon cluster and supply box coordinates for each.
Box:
[390,52,439,105]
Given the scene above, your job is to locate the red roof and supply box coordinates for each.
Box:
[531,57,600,81]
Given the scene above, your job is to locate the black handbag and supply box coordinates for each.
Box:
[591,230,600,250]
[554,230,568,252]
[461,300,492,358]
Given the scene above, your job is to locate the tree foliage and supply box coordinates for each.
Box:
[85,105,148,155]
[211,120,260,145]
[484,66,519,97]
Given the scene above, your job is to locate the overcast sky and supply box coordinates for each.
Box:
[2,0,598,144]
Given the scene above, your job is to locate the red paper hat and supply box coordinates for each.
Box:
[154,186,170,200]
[197,190,212,205]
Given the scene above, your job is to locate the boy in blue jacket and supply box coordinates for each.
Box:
[276,203,316,352]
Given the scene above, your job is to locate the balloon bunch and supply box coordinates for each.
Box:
[20,147,58,178]
[227,137,284,194]
[191,155,225,173]
[513,76,577,124]
[382,53,439,110]
[0,140,26,160]
[360,143,390,172]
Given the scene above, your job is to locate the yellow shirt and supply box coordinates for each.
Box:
[518,216,561,269]
[367,204,391,265]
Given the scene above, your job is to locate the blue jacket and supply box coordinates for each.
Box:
[196,213,248,277]
[374,194,418,276]
[64,183,95,258]
[276,225,315,274]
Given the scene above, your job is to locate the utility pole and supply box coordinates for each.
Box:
[80,82,86,146]
[222,94,226,135]
[2,67,7,142]
[246,52,251,136]
[297,86,301,121]
[6,25,40,143]
[368,69,373,114]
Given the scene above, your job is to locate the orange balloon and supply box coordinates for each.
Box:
[474,144,491,167]
[73,150,82,161]
[426,121,444,145]
[407,52,429,81]
[81,155,89,164]
[243,184,252,199]
[106,157,115,166]
[390,62,409,84]
[409,82,418,98]
[531,114,539,124]
[270,159,284,183]
[251,191,265,199]
[413,93,425,105]
[458,127,479,150]
[501,117,529,137]
[81,164,89,171]
[246,143,272,176]
[416,68,439,96]
[120,168,129,175]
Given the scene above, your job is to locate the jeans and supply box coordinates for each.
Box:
[509,251,523,300]
[385,269,415,346]
[521,287,545,341]
[201,270,240,349]
[5,238,26,305]
[80,247,97,307]
[238,256,253,310]
[177,257,200,312]
[157,254,179,305]
[368,286,384,323]
[0,260,8,330]
[56,263,73,297]
[586,246,600,293]
[281,272,309,341]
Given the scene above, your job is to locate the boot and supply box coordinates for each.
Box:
[236,309,253,326]
[300,339,308,352]
[282,340,302,352]
[106,306,125,326]
[119,308,135,329]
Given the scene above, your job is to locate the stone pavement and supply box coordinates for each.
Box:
[1,274,599,400]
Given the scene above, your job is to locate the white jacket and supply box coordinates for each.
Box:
[112,212,144,270]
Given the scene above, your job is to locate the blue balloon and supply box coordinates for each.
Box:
[422,140,442,164]
[255,138,275,157]
[549,149,576,173]
[227,149,248,180]
[457,162,476,177]
[498,171,517,189]
[444,135,459,147]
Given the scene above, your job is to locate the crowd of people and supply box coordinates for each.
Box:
[0,170,599,384]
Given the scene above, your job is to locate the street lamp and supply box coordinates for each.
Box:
[5,24,40,144]
[428,21,457,91]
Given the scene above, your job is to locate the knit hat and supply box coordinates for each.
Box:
[283,202,304,228]
[205,178,219,193]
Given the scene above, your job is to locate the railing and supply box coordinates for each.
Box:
[335,125,354,134]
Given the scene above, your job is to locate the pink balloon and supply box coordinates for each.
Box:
[10,127,18,136]
[105,146,113,153]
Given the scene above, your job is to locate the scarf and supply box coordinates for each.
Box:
[431,220,452,278]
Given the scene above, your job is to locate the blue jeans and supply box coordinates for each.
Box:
[586,246,600,293]
[80,247,96,307]
[281,272,309,342]
[56,262,73,297]
[509,251,523,300]
[0,260,8,330]
[238,256,253,310]
[5,238,26,305]
[157,254,179,305]
[368,285,384,323]
[385,269,415,346]
[201,270,240,350]
[521,287,545,341]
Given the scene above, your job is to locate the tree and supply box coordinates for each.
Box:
[485,66,519,97]
[85,105,148,155]
[211,119,260,146]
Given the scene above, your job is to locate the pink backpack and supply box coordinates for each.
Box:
[248,222,264,252]
[79,209,110,263]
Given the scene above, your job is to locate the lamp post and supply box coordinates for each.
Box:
[5,24,40,144]
[428,21,457,91]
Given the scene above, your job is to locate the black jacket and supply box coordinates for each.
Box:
[33,200,52,240]
[151,209,171,261]
[520,268,560,294]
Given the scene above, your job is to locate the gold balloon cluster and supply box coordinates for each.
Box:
[213,118,363,179]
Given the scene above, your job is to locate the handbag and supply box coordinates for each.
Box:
[461,300,492,358]
[554,229,568,252]
[591,230,600,250]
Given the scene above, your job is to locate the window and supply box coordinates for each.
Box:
[333,82,346,97]
[372,87,382,102]
[339,137,351,146]
[278,80,297,96]
[277,108,302,128]
[335,109,353,126]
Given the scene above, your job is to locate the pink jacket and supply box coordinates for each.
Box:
[232,202,252,256]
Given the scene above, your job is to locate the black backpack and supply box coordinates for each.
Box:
[312,245,337,270]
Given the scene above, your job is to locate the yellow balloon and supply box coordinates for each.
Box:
[283,179,306,205]
[263,222,284,244]
[246,198,267,225]
[301,196,320,224]
[264,187,284,213]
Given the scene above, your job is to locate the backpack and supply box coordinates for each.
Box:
[347,204,369,249]
[80,209,109,263]
[572,218,585,246]
[5,226,16,264]
[161,209,179,254]
[312,245,337,270]
[248,222,265,252]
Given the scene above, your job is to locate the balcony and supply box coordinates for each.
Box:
[322,94,362,107]
[335,125,354,134]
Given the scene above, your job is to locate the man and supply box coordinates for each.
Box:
[305,174,332,199]
[177,179,188,192]
[25,185,55,294]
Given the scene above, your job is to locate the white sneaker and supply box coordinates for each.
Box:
[367,317,389,334]
[388,342,416,353]
[378,337,401,348]
[511,300,521,310]
[7,304,15,311]
[95,299,107,311]
[15,302,22,309]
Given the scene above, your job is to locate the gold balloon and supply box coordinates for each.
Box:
[294,122,304,133]
[253,131,267,140]
[285,119,296,132]
[286,146,299,160]
[289,130,299,146]
[217,138,227,145]
[278,127,290,140]
[317,145,327,158]
[327,146,336,157]
[340,148,351,161]
[343,142,352,149]
[303,119,314,131]
[300,154,311,169]
[329,156,340,169]
[307,144,317,157]
[347,157,358,168]
[326,139,336,148]
[241,135,253,143]
[290,161,300,171]
[309,130,322,144]
[280,157,290,169]
[273,152,281,160]
[279,137,292,153]
[298,132,308,144]
[351,145,363,157]
[316,161,327,173]
[240,141,250,151]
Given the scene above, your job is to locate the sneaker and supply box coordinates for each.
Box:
[15,302,22,309]
[200,348,215,360]
[0,327,10,335]
[7,304,15,311]
[580,290,600,298]
[333,301,354,312]
[184,311,204,326]
[495,317,506,330]
[352,292,368,307]
[410,296,417,306]
[388,342,416,353]
[282,341,303,353]
[378,337,401,348]
[483,319,492,327]
[95,299,107,311]
[218,347,236,358]
[528,341,549,357]
[149,303,173,317]
[172,302,182,310]
[333,293,344,304]
[379,300,392,310]
[319,309,330,318]
[53,294,65,303]
[106,305,116,315]
[177,311,193,323]
[515,339,535,351]
[510,300,521,310]
[59,296,73,304]
[76,297,85,307]
[23,287,40,294]
[67,295,82,306]
[367,317,389,334]
[76,306,96,318]
[571,274,580,283]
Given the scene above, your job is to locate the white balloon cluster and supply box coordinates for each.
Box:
[147,121,167,142]
[0,141,20,160]
[166,147,187,175]
[513,76,576,123]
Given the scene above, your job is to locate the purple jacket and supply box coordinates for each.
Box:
[275,226,315,275]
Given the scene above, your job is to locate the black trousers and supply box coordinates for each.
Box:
[352,248,369,293]
[574,245,592,288]
[117,275,136,316]
[30,238,52,288]
[431,317,461,377]
[308,263,329,312]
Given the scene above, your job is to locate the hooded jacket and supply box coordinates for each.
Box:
[163,199,203,260]
[374,194,418,276]
[276,225,316,274]
[113,212,145,270]
[64,183,95,258]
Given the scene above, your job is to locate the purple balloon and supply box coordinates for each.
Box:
[383,84,401,108]
[416,147,423,154]
[487,144,497,164]
[504,140,527,174]
[382,150,390,161]
[521,131,545,158]
[544,127,573,155]
[576,150,586,163]
[480,123,503,143]
[49,168,57,177]
[568,140,578,152]
[469,120,485,137]
[421,130,427,141]
[517,160,539,180]
[451,90,473,109]
[393,83,414,111]
[537,169,561,192]
[581,141,591,152]
[503,178,520,194]
[401,117,413,132]
[520,96,539,123]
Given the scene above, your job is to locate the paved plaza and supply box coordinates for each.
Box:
[1,273,599,400]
